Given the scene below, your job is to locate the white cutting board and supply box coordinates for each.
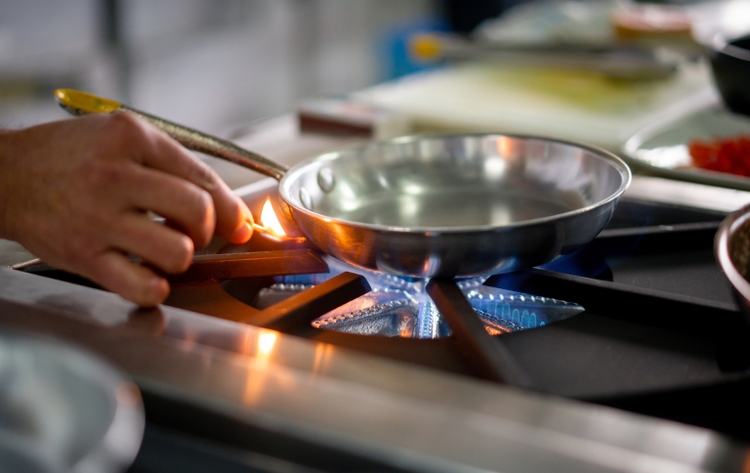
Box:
[354,61,719,151]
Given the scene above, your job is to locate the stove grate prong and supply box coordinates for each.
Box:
[253,272,371,335]
[426,278,535,389]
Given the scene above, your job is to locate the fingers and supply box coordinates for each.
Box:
[64,214,192,307]
[86,251,170,307]
[10,113,257,308]
[132,121,254,244]
[95,112,252,245]
[87,115,255,306]
[109,213,194,274]
[107,162,253,249]
[122,164,216,247]
[87,211,196,306]
[92,115,255,306]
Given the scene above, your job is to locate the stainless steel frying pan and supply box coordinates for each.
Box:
[56,89,631,278]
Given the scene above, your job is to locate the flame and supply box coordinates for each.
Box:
[251,198,306,243]
[260,198,287,239]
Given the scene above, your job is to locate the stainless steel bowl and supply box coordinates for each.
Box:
[0,330,144,473]
[716,203,750,318]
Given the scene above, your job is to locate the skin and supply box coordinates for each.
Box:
[0,113,253,306]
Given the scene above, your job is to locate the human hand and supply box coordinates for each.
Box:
[0,113,253,306]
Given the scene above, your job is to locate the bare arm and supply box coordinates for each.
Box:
[0,113,253,306]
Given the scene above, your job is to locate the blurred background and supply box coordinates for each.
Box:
[1,0,749,139]
[0,0,454,134]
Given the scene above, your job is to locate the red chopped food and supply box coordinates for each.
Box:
[689,135,750,177]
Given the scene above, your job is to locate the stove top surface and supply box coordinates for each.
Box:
[2,177,750,473]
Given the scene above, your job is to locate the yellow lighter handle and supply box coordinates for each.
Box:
[54,89,123,115]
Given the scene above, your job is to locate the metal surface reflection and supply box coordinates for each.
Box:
[0,267,745,473]
[243,329,279,406]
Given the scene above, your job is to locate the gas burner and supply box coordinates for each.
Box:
[255,257,584,338]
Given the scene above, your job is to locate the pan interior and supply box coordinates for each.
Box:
[282,135,628,231]
[315,187,583,228]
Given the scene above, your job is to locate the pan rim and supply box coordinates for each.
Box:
[279,132,632,234]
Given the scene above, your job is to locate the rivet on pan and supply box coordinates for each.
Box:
[317,168,335,192]
[299,187,313,210]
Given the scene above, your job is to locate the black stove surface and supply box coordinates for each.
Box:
[490,198,750,439]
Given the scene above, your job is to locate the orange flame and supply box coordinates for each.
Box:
[260,198,287,239]
[250,198,306,243]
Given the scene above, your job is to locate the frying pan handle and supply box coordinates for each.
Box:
[54,89,288,181]
[121,106,288,180]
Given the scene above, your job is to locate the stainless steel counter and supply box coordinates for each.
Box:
[0,266,748,473]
